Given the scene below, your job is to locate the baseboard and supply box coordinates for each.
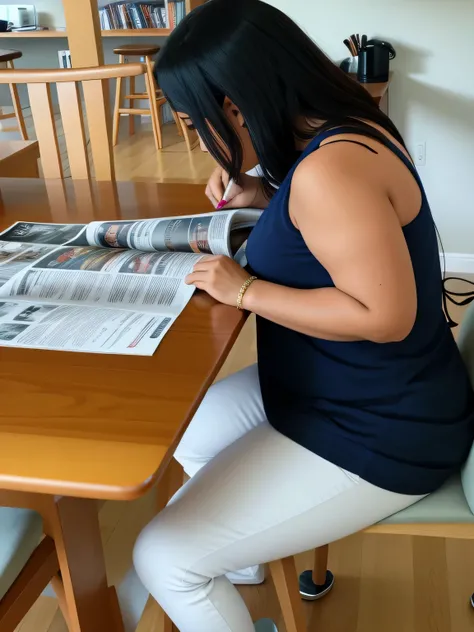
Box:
[442,253,474,275]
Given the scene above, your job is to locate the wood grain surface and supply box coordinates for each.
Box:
[0,178,246,500]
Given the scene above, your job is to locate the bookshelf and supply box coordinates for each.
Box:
[0,28,173,38]
[4,0,207,66]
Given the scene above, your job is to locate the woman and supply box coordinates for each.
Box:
[133,1,474,630]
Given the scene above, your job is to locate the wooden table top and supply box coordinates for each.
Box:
[0,178,246,500]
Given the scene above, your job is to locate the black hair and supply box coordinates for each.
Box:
[155,0,404,192]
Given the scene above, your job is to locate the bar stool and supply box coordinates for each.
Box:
[113,44,173,151]
[0,49,27,140]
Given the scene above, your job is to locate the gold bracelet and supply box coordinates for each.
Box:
[236,276,257,310]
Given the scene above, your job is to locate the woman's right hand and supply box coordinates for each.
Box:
[205,166,267,210]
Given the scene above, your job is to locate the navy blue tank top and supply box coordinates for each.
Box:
[246,126,474,495]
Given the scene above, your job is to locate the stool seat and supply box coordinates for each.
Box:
[0,49,22,63]
[113,44,160,57]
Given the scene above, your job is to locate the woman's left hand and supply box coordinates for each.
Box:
[185,255,251,307]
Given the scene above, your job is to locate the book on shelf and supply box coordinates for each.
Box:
[0,209,261,356]
[99,1,186,31]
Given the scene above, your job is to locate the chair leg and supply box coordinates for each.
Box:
[8,60,27,140]
[180,118,194,153]
[270,557,306,632]
[145,56,163,150]
[128,75,135,137]
[313,544,328,585]
[112,55,124,146]
[299,545,334,601]
[51,573,70,628]
[171,109,183,136]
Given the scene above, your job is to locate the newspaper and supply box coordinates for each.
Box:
[0,209,261,356]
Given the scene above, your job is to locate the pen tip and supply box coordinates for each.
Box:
[216,200,227,210]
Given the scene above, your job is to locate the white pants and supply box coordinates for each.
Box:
[133,365,425,632]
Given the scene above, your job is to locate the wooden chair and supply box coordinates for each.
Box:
[0,49,27,140]
[253,303,474,631]
[112,44,198,153]
[0,508,62,631]
[0,63,146,180]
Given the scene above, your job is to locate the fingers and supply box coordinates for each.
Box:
[185,270,209,285]
[205,183,219,208]
[185,256,223,284]
[205,168,243,208]
[206,167,227,207]
[224,181,244,204]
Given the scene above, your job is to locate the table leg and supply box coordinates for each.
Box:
[49,496,123,632]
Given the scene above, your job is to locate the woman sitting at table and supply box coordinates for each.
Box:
[133,1,474,630]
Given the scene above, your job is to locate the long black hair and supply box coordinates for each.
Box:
[155,0,404,190]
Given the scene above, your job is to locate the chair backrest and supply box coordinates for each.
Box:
[457,304,474,511]
[0,63,145,180]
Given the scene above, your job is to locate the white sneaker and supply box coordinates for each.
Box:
[254,619,278,632]
[226,564,265,585]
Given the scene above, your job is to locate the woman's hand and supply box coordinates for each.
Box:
[185,255,252,307]
[205,166,268,210]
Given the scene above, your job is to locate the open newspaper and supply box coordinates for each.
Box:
[0,209,261,356]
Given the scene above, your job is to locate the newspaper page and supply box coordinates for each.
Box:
[0,209,262,356]
[0,247,202,316]
[0,299,175,355]
[81,209,262,257]
[0,245,203,355]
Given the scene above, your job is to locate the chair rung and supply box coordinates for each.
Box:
[124,91,164,100]
[119,108,151,115]
[124,93,148,100]
[0,112,16,120]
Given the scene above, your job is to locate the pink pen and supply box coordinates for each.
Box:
[216,178,235,210]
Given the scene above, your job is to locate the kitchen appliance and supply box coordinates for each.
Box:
[0,5,37,31]
[357,39,396,83]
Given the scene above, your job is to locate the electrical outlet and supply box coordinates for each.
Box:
[414,142,426,167]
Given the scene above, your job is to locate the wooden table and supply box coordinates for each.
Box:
[0,178,246,632]
[0,141,39,178]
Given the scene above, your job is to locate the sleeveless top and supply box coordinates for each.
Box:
[246,125,474,495]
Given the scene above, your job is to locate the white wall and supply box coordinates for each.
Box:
[0,0,65,27]
[268,0,474,255]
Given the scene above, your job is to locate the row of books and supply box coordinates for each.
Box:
[99,1,186,31]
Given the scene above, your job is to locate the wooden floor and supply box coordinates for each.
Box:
[113,121,215,184]
[9,122,474,631]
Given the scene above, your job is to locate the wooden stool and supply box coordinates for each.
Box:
[112,44,170,150]
[0,49,27,140]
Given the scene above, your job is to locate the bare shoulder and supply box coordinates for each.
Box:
[291,140,382,206]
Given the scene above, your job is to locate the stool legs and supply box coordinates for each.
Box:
[112,55,124,146]
[145,56,163,150]
[7,60,27,140]
[128,75,136,136]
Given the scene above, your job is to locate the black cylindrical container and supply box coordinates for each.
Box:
[357,39,396,83]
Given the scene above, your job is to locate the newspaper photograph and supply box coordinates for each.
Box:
[0,222,86,245]
[0,208,262,356]
[0,241,56,288]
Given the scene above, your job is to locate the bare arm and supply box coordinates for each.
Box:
[244,147,418,343]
